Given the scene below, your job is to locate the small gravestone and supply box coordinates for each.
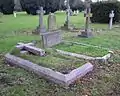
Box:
[13,11,17,18]
[34,7,46,34]
[109,10,115,30]
[79,0,93,38]
[41,30,62,48]
[48,13,57,31]
[76,10,79,14]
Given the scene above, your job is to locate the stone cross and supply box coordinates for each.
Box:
[64,0,70,29]
[36,7,46,33]
[80,0,93,38]
[48,13,57,31]
[109,10,115,30]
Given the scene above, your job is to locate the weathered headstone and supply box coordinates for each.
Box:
[35,7,46,34]
[79,0,93,38]
[13,11,17,18]
[109,10,115,30]
[41,30,62,48]
[64,0,70,29]
[48,13,57,31]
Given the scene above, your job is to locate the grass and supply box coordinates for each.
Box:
[10,48,85,73]
[54,43,108,57]
[0,11,120,96]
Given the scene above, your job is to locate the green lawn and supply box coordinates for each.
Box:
[0,12,120,96]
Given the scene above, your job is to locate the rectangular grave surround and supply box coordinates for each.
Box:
[41,30,62,48]
[5,53,93,87]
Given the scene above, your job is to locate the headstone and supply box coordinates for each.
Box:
[41,30,62,48]
[48,13,57,31]
[64,0,70,29]
[13,11,17,18]
[79,0,93,38]
[35,7,46,34]
[73,11,77,16]
[76,10,79,14]
[109,10,115,30]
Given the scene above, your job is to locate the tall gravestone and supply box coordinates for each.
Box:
[48,13,57,31]
[35,7,46,34]
[109,10,115,30]
[64,0,70,29]
[79,0,93,38]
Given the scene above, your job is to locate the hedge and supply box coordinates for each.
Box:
[0,0,14,15]
[91,1,120,23]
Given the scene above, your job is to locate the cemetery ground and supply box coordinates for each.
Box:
[0,12,120,96]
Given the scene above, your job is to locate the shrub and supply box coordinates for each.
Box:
[0,0,14,15]
[91,1,120,23]
[20,0,59,15]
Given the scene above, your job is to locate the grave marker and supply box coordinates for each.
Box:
[48,13,57,31]
[109,10,115,30]
[35,7,46,34]
[64,0,70,29]
[13,11,17,18]
[41,30,62,48]
[79,0,93,38]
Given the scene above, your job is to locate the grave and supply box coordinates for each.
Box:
[53,42,114,63]
[78,0,93,38]
[48,13,57,31]
[34,7,46,34]
[13,11,17,18]
[109,10,115,30]
[16,42,45,56]
[5,46,93,87]
[41,30,62,48]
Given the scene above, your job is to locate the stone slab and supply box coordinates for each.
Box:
[5,53,93,87]
[16,43,45,56]
[41,30,62,48]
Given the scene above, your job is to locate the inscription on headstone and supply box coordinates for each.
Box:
[109,10,115,30]
[48,13,57,31]
[41,30,62,48]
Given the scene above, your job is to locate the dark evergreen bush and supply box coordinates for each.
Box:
[91,1,120,23]
[0,0,14,14]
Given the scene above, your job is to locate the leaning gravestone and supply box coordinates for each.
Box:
[109,10,115,30]
[48,13,57,31]
[41,30,62,48]
[34,7,46,34]
[79,0,93,38]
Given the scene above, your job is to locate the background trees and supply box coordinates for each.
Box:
[0,0,84,15]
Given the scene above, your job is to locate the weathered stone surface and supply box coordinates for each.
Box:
[16,43,45,56]
[79,0,93,38]
[24,45,45,56]
[48,13,57,31]
[5,53,66,85]
[34,7,46,34]
[41,30,62,48]
[56,49,113,63]
[109,10,115,30]
[66,63,93,85]
[16,42,34,49]
[56,49,95,60]
[5,53,93,87]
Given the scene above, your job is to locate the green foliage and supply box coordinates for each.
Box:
[91,1,120,23]
[0,0,14,14]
